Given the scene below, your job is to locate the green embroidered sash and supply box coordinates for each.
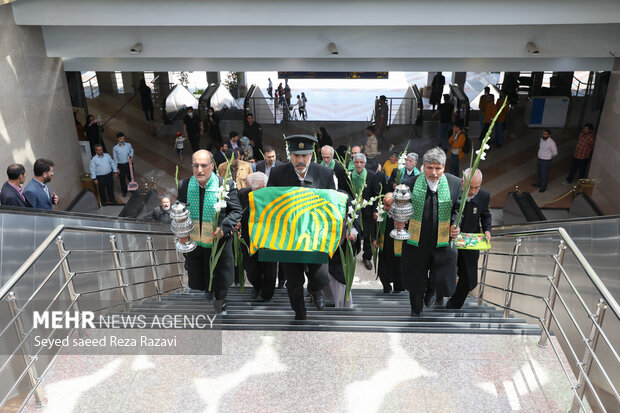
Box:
[407,174,452,247]
[351,168,367,195]
[187,174,219,247]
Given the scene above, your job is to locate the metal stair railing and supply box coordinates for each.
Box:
[0,225,185,412]
[476,227,619,412]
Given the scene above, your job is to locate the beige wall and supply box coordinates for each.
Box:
[0,5,83,209]
[589,58,620,215]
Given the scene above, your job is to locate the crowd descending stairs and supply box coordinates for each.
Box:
[111,289,540,335]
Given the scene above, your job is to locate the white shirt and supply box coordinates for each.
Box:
[427,179,439,192]
[538,137,558,160]
[175,136,185,149]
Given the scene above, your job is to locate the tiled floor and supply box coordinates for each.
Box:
[22,333,580,413]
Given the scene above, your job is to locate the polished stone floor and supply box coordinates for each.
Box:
[22,332,579,413]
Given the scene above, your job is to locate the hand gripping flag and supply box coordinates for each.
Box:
[248,187,347,264]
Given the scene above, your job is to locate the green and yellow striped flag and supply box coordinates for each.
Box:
[249,187,347,264]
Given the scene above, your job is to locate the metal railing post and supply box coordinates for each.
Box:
[6,292,47,408]
[570,299,607,413]
[477,252,489,306]
[109,235,131,311]
[538,240,567,347]
[55,236,85,338]
[146,236,162,301]
[503,238,522,318]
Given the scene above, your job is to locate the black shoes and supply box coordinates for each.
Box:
[383,284,393,293]
[409,293,424,316]
[435,295,444,306]
[294,312,307,321]
[204,291,215,301]
[251,287,260,299]
[213,299,227,315]
[363,259,373,270]
[310,290,326,310]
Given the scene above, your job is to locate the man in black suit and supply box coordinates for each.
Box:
[255,146,281,178]
[320,145,350,195]
[1,163,32,208]
[373,193,405,293]
[267,134,336,320]
[446,168,492,309]
[394,147,462,316]
[177,150,242,314]
[243,113,264,161]
[213,142,229,168]
[388,152,421,190]
[237,172,278,301]
[351,153,382,271]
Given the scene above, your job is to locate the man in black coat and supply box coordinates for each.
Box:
[351,153,382,271]
[237,172,278,301]
[388,152,421,190]
[213,142,229,168]
[243,113,263,161]
[394,147,462,316]
[255,146,282,178]
[143,197,172,223]
[177,150,242,313]
[320,145,351,196]
[446,168,492,309]
[1,164,32,208]
[267,134,336,320]
[183,106,203,154]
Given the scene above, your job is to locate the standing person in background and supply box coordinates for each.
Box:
[388,153,420,190]
[375,95,389,150]
[242,113,263,161]
[173,132,186,162]
[256,146,280,178]
[84,114,107,156]
[315,126,333,159]
[479,95,497,141]
[277,83,284,108]
[112,132,135,198]
[1,164,31,207]
[183,106,203,153]
[301,92,308,119]
[205,107,221,147]
[74,111,86,141]
[217,148,253,190]
[143,197,172,223]
[430,72,446,111]
[363,125,380,172]
[90,144,119,205]
[213,142,229,168]
[433,94,454,151]
[321,145,350,195]
[284,79,292,106]
[448,122,466,177]
[267,77,273,98]
[227,131,240,150]
[493,92,509,147]
[478,87,493,130]
[535,129,558,193]
[564,123,596,185]
[24,159,58,210]
[138,79,155,121]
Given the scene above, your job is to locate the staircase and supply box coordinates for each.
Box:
[109,289,540,335]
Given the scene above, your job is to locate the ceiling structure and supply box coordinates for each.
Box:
[10,0,620,72]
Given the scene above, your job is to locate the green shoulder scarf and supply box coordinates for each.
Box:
[187,174,220,247]
[351,168,367,195]
[321,159,336,170]
[407,174,452,247]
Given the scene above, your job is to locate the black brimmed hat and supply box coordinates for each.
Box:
[285,134,317,155]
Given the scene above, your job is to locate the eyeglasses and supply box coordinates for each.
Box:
[192,163,211,169]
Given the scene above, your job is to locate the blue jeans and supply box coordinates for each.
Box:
[537,158,551,191]
[450,154,460,177]
[439,122,451,150]
[494,121,504,146]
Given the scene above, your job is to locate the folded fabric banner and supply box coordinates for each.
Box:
[248,187,347,264]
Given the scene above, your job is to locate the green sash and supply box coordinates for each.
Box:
[187,174,219,247]
[407,174,452,247]
[351,168,367,195]
[321,159,336,170]
[395,167,420,185]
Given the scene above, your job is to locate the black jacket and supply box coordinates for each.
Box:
[177,175,242,236]
[388,167,419,191]
[267,162,335,190]
[213,150,227,168]
[243,122,263,159]
[237,187,252,244]
[256,159,282,175]
[359,169,382,237]
[459,189,492,234]
[1,182,32,208]
[143,206,171,223]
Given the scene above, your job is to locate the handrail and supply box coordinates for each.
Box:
[0,223,182,411]
[478,227,620,411]
[0,224,172,302]
[485,227,620,320]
